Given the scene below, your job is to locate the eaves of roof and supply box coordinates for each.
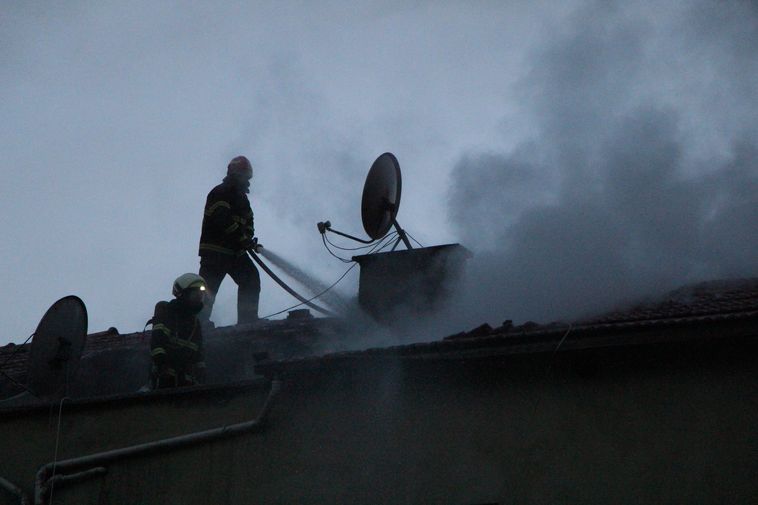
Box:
[0,377,268,417]
[254,309,758,376]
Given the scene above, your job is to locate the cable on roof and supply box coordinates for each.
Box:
[406,231,424,248]
[0,332,35,369]
[0,332,41,400]
[321,231,398,262]
[259,262,359,320]
[370,232,399,253]
[524,323,574,416]
[48,396,69,504]
[321,235,354,263]
[250,251,338,317]
[260,231,399,320]
[324,233,378,251]
[545,323,573,378]
[519,323,573,486]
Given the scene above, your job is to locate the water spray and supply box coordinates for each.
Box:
[247,246,339,318]
[259,248,350,311]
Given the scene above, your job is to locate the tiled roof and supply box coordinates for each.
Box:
[441,277,758,340]
[581,278,758,325]
[3,278,758,395]
[0,328,126,389]
[0,343,30,385]
[255,278,758,375]
[0,316,346,397]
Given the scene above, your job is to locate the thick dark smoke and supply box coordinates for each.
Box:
[447,1,758,326]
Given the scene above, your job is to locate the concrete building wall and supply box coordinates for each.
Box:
[1,339,756,504]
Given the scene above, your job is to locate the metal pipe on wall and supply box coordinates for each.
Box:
[34,379,282,505]
[45,467,107,491]
[0,476,30,505]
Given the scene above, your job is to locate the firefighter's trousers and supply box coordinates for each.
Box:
[199,252,260,324]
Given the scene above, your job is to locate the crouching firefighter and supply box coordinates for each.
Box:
[198,155,261,326]
[150,273,207,389]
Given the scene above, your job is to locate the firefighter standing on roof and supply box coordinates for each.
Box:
[198,155,261,325]
[151,273,207,389]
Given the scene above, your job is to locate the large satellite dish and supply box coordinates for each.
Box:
[318,152,412,250]
[27,296,88,399]
[361,152,402,240]
[316,152,470,323]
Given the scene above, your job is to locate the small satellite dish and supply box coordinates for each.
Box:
[27,296,88,399]
[361,152,402,240]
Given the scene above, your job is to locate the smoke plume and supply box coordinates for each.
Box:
[447,1,758,327]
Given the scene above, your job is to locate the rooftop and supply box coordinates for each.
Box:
[2,278,757,404]
[257,278,758,376]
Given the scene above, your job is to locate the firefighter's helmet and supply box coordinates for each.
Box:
[172,273,207,298]
[227,155,253,179]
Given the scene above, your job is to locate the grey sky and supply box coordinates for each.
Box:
[2,1,756,344]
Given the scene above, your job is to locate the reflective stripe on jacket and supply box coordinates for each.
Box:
[199,179,254,257]
[149,300,204,384]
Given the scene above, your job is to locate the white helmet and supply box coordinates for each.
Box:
[172,273,206,298]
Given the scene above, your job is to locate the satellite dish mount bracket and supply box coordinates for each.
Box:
[317,219,413,250]
[318,221,375,244]
[390,217,413,251]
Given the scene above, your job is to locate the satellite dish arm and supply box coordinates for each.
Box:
[317,221,374,244]
[391,218,413,250]
[248,249,339,317]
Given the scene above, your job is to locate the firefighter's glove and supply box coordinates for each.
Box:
[246,237,263,253]
[240,236,255,249]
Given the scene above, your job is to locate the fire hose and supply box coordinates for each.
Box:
[247,248,338,318]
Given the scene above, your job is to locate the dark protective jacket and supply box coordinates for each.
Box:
[150,299,205,388]
[199,178,254,257]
